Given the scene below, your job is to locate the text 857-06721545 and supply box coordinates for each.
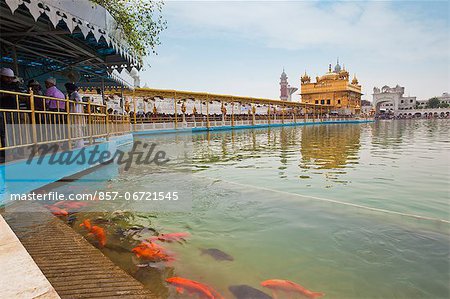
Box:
[95,192,179,201]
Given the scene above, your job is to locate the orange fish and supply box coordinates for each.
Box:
[148,232,190,243]
[54,201,88,210]
[79,219,92,231]
[88,225,106,247]
[261,279,324,299]
[132,241,173,262]
[166,277,223,299]
[47,206,68,216]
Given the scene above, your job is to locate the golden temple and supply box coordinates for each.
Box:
[300,60,362,115]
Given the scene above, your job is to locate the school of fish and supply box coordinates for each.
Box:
[48,198,325,298]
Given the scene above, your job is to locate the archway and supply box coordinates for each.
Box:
[373,98,395,116]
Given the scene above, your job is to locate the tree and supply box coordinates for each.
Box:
[438,102,449,108]
[426,97,440,108]
[90,0,167,60]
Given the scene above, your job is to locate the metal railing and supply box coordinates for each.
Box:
[0,89,130,153]
[129,111,369,131]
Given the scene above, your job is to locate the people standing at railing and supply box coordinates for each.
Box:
[44,77,67,147]
[27,80,44,111]
[44,77,65,112]
[0,68,22,160]
[0,68,19,110]
[65,83,84,148]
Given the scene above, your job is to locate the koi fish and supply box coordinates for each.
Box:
[200,248,233,261]
[228,285,272,299]
[79,219,92,231]
[47,206,68,217]
[132,241,173,262]
[261,279,324,299]
[166,277,223,299]
[80,219,106,247]
[148,232,190,243]
[54,201,88,210]
[88,225,106,247]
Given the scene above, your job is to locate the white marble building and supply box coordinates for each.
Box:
[372,85,416,115]
[416,92,450,108]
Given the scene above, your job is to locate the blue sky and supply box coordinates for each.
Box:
[140,1,449,102]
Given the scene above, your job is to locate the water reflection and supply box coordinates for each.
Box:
[192,124,362,182]
[300,124,360,170]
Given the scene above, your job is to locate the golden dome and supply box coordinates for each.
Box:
[351,74,359,85]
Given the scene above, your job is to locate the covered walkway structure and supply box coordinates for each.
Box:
[0,0,139,155]
[101,87,349,131]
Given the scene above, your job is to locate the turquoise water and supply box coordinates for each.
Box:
[51,120,450,298]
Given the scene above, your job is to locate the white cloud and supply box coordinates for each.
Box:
[165,1,448,61]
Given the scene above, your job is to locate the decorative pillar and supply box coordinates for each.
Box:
[221,102,226,125]
[231,100,235,127]
[181,101,186,126]
[206,96,210,128]
[251,103,256,125]
[192,105,197,127]
[174,91,178,129]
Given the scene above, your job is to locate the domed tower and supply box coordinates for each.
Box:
[351,74,359,85]
[280,68,288,100]
[130,67,140,88]
[334,58,341,73]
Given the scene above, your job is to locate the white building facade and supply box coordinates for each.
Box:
[416,92,450,108]
[372,85,416,115]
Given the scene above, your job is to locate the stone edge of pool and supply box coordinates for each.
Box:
[0,214,60,298]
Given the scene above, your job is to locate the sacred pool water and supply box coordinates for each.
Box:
[42,119,450,299]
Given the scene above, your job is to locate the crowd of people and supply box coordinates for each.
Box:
[0,67,83,111]
[0,67,85,161]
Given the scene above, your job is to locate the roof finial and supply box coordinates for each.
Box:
[328,63,332,72]
[337,57,339,65]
